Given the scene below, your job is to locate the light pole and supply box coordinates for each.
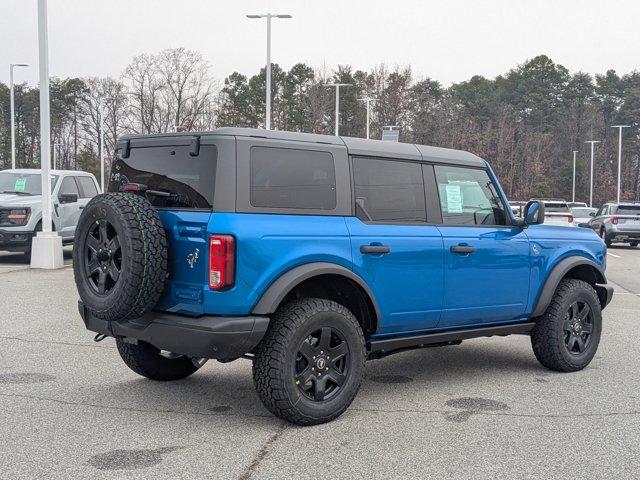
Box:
[31,0,63,269]
[326,83,351,136]
[53,142,62,170]
[246,13,292,130]
[572,150,578,203]
[358,97,376,139]
[585,140,600,208]
[98,106,104,192]
[612,125,630,203]
[10,63,29,170]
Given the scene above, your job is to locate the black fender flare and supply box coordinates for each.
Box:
[531,256,608,317]
[251,262,381,321]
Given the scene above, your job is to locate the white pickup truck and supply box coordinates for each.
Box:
[0,169,100,260]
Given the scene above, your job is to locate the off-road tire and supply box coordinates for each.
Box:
[73,193,167,321]
[531,279,602,372]
[116,339,199,381]
[600,228,612,247]
[252,298,366,426]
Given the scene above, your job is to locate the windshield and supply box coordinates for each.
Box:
[571,207,596,217]
[616,205,640,215]
[0,172,58,195]
[544,202,570,213]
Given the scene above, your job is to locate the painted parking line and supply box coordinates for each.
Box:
[607,252,621,258]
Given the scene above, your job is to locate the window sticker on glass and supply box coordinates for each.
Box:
[445,184,463,213]
[14,178,27,192]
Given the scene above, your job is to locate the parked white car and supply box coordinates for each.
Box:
[570,206,597,227]
[540,199,574,226]
[0,169,100,260]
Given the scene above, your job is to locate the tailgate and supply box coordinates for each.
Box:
[156,210,212,315]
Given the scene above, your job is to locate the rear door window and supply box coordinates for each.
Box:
[59,176,80,197]
[434,165,507,226]
[77,176,98,198]
[109,145,217,209]
[352,157,426,223]
[250,146,336,210]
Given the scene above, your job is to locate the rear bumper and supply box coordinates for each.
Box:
[78,301,269,360]
[608,229,640,241]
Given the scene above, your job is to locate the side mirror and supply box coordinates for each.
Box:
[59,193,78,204]
[524,200,545,225]
[589,212,596,217]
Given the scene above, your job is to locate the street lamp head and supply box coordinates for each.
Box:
[326,83,352,88]
[11,63,29,67]
[275,14,292,18]
[246,14,263,18]
[611,125,631,129]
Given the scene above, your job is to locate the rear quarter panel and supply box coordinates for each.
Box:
[202,213,352,316]
[524,224,606,316]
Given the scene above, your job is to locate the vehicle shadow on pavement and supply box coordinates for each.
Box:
[0,247,73,265]
[77,339,544,424]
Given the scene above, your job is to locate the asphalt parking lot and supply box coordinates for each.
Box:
[1,245,639,479]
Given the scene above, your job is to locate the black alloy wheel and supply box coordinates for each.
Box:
[85,219,122,295]
[294,326,350,402]
[563,301,594,355]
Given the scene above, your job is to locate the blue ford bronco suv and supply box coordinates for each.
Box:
[74,128,613,425]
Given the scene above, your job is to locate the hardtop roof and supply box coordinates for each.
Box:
[118,127,486,167]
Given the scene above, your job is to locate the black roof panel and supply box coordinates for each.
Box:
[117,127,486,167]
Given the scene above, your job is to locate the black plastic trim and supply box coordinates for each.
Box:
[369,322,535,356]
[251,262,381,322]
[531,257,608,317]
[79,301,269,360]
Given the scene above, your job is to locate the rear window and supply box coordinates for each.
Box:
[250,146,336,210]
[616,205,640,215]
[544,202,569,213]
[109,145,217,209]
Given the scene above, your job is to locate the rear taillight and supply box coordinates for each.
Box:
[567,215,573,222]
[611,216,619,225]
[209,235,235,290]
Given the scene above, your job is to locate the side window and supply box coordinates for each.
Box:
[434,165,507,226]
[77,176,99,198]
[352,157,426,223]
[58,176,80,198]
[250,146,336,210]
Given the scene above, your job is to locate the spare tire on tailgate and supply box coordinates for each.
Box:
[73,192,167,321]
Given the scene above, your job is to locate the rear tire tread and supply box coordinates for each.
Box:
[252,298,365,426]
[116,339,198,381]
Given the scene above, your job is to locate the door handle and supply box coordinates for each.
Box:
[360,244,390,254]
[79,205,85,210]
[451,244,475,254]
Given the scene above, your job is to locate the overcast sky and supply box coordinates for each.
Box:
[1,0,639,87]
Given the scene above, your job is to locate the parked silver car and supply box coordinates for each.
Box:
[0,169,100,259]
[587,202,640,247]
[570,207,597,227]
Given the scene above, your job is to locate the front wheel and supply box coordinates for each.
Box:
[630,241,638,248]
[252,298,366,426]
[599,228,612,247]
[531,279,602,372]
